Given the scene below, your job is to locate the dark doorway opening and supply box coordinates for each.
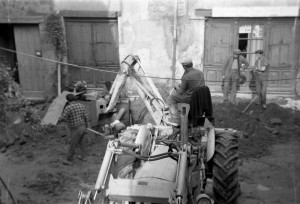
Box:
[238,33,248,59]
[0,24,19,83]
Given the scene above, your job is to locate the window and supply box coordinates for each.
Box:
[238,24,264,65]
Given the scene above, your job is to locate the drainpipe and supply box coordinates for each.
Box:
[172,0,178,87]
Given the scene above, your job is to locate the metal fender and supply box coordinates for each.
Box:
[204,118,215,161]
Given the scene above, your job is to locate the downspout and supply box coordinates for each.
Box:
[172,0,178,87]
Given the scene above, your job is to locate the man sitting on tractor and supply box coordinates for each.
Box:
[167,58,205,125]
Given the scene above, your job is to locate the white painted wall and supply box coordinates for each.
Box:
[54,0,121,11]
[191,0,299,9]
[118,0,205,87]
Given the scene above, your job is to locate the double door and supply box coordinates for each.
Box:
[65,18,119,87]
[204,18,296,95]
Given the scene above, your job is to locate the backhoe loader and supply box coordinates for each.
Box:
[78,55,240,204]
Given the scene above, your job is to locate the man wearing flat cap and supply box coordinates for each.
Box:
[167,58,205,125]
[253,49,270,109]
[222,49,249,105]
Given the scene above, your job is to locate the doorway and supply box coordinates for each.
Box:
[65,18,119,88]
[238,24,264,66]
[0,24,19,83]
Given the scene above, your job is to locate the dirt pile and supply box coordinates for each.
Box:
[24,171,79,196]
[213,101,300,159]
[0,121,66,154]
[262,103,300,126]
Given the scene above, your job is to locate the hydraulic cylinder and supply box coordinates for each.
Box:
[95,148,114,191]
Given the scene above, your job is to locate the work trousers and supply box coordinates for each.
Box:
[223,70,239,102]
[254,72,268,105]
[67,125,86,161]
[167,91,191,119]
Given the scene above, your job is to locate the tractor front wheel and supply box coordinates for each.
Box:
[212,132,240,204]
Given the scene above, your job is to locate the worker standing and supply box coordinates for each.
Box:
[253,49,270,109]
[167,59,205,125]
[222,49,249,105]
[59,94,88,161]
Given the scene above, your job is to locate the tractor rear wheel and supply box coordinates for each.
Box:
[212,132,240,204]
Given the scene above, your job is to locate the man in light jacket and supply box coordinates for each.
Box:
[222,49,249,105]
[253,49,270,109]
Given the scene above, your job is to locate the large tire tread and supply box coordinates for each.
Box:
[212,132,240,204]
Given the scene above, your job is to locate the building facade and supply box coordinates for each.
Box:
[0,0,299,99]
[0,0,55,99]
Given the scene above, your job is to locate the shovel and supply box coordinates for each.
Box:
[242,95,258,113]
[87,128,115,139]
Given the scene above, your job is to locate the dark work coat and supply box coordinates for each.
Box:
[189,86,213,127]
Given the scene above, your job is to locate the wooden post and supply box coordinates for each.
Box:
[171,0,178,87]
[59,15,68,93]
[57,62,61,95]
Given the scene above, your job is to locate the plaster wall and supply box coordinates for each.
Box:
[118,0,299,94]
[191,0,299,9]
[3,0,297,97]
[53,0,300,93]
[0,0,52,19]
[118,0,204,88]
[118,0,300,88]
[54,0,120,12]
[295,22,300,95]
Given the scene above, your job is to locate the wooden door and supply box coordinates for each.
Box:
[65,21,93,84]
[204,21,234,92]
[65,19,119,88]
[204,18,296,95]
[267,22,294,94]
[14,25,44,98]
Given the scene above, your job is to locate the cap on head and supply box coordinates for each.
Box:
[255,49,264,54]
[233,49,241,55]
[66,94,76,102]
[180,58,193,68]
